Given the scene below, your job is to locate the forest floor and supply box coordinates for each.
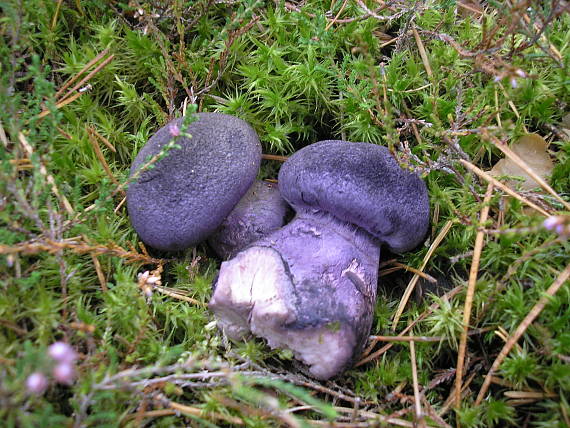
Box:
[1,1,569,426]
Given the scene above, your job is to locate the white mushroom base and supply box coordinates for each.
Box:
[210,246,358,380]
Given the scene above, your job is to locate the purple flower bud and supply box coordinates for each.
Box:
[26,372,49,395]
[48,342,77,364]
[543,216,559,231]
[510,77,518,88]
[555,224,566,236]
[169,123,180,137]
[53,363,76,385]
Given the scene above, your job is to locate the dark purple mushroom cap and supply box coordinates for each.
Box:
[208,180,290,259]
[278,140,429,252]
[127,113,261,251]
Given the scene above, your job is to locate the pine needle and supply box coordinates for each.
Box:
[454,183,493,408]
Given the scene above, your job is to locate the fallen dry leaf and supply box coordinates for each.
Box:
[490,134,554,190]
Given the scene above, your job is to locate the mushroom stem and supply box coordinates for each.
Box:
[207,180,290,259]
[209,210,380,380]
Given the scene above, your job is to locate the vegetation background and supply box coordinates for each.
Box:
[1,0,569,426]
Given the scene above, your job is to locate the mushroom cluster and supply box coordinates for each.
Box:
[127,115,429,380]
[127,113,288,256]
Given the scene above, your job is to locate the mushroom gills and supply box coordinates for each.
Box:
[210,212,380,380]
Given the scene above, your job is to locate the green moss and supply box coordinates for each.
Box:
[1,0,569,425]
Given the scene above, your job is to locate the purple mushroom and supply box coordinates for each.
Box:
[209,140,429,380]
[208,180,290,259]
[127,113,261,251]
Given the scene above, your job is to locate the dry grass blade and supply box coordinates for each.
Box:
[87,126,123,192]
[459,159,550,216]
[262,154,289,162]
[313,407,417,427]
[154,286,205,306]
[454,183,494,408]
[439,372,477,417]
[325,0,350,31]
[54,48,109,100]
[36,91,84,120]
[369,335,444,343]
[410,339,426,427]
[413,27,433,79]
[58,54,114,103]
[357,286,463,366]
[89,126,117,153]
[503,391,557,399]
[485,131,570,211]
[392,220,454,330]
[50,0,64,30]
[91,253,108,292]
[475,262,570,405]
[379,260,438,283]
[457,1,484,16]
[157,399,244,425]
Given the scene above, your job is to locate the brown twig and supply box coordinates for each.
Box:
[0,239,164,265]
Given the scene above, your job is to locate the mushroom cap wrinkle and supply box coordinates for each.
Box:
[127,113,261,251]
[279,140,429,252]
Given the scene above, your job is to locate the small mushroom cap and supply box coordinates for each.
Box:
[127,113,261,251]
[278,140,429,253]
[208,180,290,259]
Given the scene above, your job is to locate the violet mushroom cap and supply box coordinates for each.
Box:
[127,113,261,251]
[209,140,429,380]
[208,180,290,259]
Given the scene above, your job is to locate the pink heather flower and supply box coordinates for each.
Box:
[53,363,76,385]
[26,372,49,395]
[48,342,77,364]
[543,216,559,231]
[169,123,180,137]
